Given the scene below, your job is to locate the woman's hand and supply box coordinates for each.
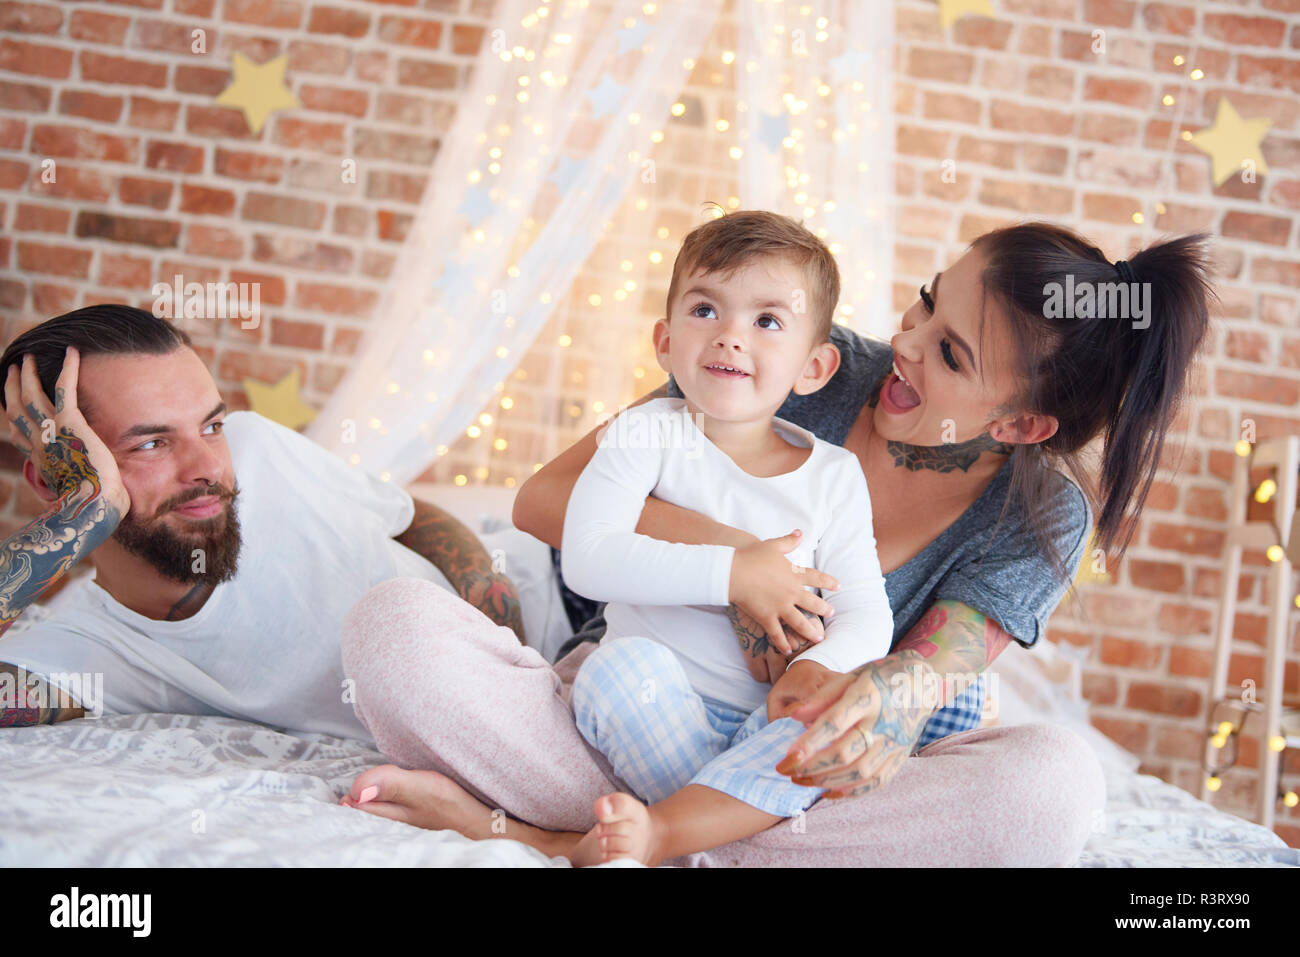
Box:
[774,651,937,799]
[727,604,823,682]
[5,349,129,516]
[728,530,838,653]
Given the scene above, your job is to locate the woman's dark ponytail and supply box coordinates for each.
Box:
[972,223,1216,588]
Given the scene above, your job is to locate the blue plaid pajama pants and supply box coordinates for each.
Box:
[571,636,824,818]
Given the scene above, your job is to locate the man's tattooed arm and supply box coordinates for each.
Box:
[0,662,84,726]
[396,498,526,644]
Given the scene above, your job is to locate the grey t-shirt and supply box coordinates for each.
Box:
[559,322,1092,739]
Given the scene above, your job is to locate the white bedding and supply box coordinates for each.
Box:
[1,485,1295,867]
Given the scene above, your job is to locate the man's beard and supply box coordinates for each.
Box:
[112,482,243,585]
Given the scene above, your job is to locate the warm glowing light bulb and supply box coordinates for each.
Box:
[1234,440,1252,456]
[1205,776,1221,792]
[1267,545,1285,562]
[1285,791,1299,808]
[454,474,468,486]
[1269,735,1286,752]
[466,425,481,438]
[1254,479,1277,503]
[1218,721,1234,735]
[1211,734,1226,749]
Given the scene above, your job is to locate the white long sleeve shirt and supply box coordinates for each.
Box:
[561,397,894,713]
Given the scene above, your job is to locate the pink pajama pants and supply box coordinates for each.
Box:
[340,578,1107,867]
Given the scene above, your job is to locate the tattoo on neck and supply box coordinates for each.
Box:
[165,584,208,621]
[869,374,1015,473]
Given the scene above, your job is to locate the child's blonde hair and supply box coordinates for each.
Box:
[666,208,840,343]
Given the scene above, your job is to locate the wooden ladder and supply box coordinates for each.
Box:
[1200,436,1300,830]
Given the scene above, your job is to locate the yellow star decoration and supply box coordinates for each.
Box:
[215,52,299,135]
[1188,97,1272,187]
[244,368,317,431]
[938,0,995,28]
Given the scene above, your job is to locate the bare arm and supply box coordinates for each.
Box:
[0,662,84,725]
[512,381,758,552]
[396,497,526,644]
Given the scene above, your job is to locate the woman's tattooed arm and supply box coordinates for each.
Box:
[396,498,526,644]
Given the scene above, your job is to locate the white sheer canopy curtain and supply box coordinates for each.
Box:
[307,0,896,487]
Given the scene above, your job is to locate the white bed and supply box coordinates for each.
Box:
[1,484,1295,868]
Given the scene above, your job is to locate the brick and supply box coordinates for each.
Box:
[174,0,214,15]
[214,148,283,183]
[1084,0,1135,26]
[1221,211,1292,246]
[1141,3,1195,35]
[224,0,303,29]
[1076,148,1162,188]
[1148,521,1226,557]
[126,96,179,132]
[184,224,245,260]
[1100,635,1163,668]
[13,202,69,233]
[950,17,1012,50]
[287,40,349,75]
[955,135,1015,169]
[896,124,950,158]
[294,281,376,317]
[75,211,179,248]
[1126,680,1201,717]
[1084,76,1152,108]
[269,318,324,349]
[1059,30,1104,63]
[922,90,982,124]
[1215,368,1300,405]
[1205,14,1287,48]
[31,124,138,163]
[29,165,112,202]
[179,184,235,216]
[0,78,51,111]
[451,23,484,56]
[354,51,389,84]
[307,6,369,37]
[17,240,91,278]
[119,175,173,209]
[68,9,131,44]
[1253,258,1300,288]
[186,105,256,140]
[1081,192,1142,224]
[1156,601,1213,636]
[1091,715,1148,753]
[352,128,438,165]
[1080,112,1139,145]
[1021,143,1068,174]
[396,58,457,89]
[0,37,71,78]
[363,169,427,203]
[273,117,346,154]
[216,350,307,388]
[1127,559,1185,593]
[1274,179,1300,211]
[1080,671,1118,706]
[57,89,124,123]
[1224,329,1274,364]
[98,251,152,288]
[904,47,974,83]
[377,15,443,48]
[29,283,76,316]
[360,250,394,279]
[330,326,363,356]
[298,84,368,117]
[229,269,285,306]
[133,17,208,54]
[990,99,1074,136]
[1237,55,1300,95]
[1025,64,1074,100]
[79,51,167,87]
[175,65,231,96]
[241,192,325,229]
[331,206,368,237]
[146,140,204,173]
[0,1,63,33]
[252,233,352,271]
[0,116,24,149]
[977,178,1073,214]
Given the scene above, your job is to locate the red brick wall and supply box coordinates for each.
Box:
[1,0,1299,843]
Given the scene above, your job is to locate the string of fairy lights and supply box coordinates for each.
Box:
[410,0,880,491]
[1201,437,1299,808]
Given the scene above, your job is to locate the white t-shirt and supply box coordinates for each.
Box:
[0,411,454,742]
[561,397,894,713]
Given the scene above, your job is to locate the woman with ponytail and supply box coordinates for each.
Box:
[341,219,1215,867]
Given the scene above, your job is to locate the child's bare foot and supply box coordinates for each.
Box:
[570,793,661,867]
[340,765,499,840]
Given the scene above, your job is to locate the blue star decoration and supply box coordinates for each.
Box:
[757,110,789,153]
[547,154,587,193]
[616,20,651,56]
[585,72,628,119]
[433,257,473,292]
[456,185,495,227]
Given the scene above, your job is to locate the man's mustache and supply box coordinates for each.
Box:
[151,482,240,521]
